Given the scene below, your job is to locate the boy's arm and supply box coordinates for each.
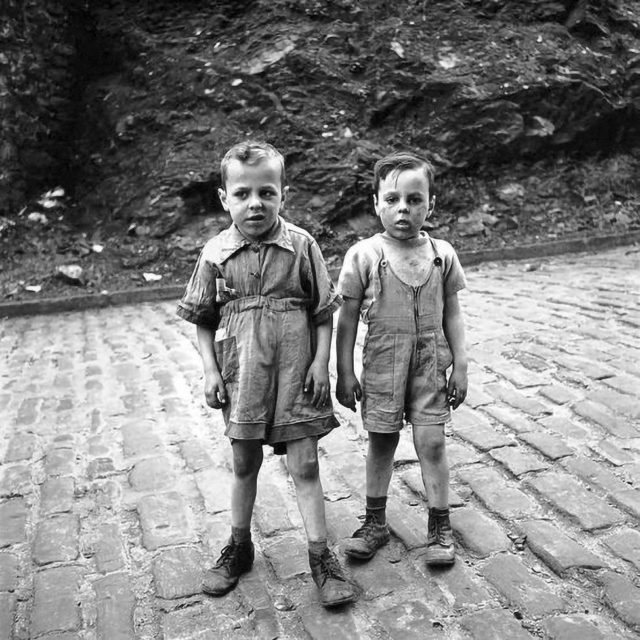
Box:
[443,292,468,409]
[335,296,362,411]
[196,325,227,409]
[305,316,333,408]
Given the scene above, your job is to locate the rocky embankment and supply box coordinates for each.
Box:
[1,0,639,297]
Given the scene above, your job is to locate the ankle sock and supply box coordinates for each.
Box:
[231,526,251,544]
[308,539,328,558]
[366,495,387,524]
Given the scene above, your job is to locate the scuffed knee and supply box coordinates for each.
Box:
[414,426,446,464]
[234,458,261,479]
[288,456,320,484]
[422,439,446,463]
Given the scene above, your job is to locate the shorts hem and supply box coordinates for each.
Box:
[362,421,404,433]
[408,414,451,427]
[225,415,340,445]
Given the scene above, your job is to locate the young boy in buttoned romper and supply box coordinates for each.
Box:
[336,151,468,566]
[177,141,355,607]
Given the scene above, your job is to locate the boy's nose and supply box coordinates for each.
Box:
[248,194,262,209]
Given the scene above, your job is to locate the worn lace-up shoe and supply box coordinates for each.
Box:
[426,508,455,566]
[343,515,390,560]
[203,538,254,596]
[309,548,356,607]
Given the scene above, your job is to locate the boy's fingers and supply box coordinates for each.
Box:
[303,371,313,394]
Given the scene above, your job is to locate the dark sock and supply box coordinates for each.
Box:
[430,507,449,517]
[231,526,251,544]
[366,495,387,524]
[308,539,328,558]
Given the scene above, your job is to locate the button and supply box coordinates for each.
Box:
[434,257,442,267]
[251,244,260,253]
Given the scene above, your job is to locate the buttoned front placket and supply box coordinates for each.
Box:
[248,242,262,295]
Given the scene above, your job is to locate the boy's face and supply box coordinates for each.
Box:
[374,168,434,241]
[218,158,287,241]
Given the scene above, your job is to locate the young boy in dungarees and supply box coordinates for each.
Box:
[177,141,355,607]
[335,151,468,566]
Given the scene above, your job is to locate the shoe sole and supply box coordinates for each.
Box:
[202,582,237,597]
[343,536,390,560]
[321,594,356,607]
[425,557,455,566]
[344,548,376,560]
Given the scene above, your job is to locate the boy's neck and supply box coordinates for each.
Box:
[381,231,429,247]
[235,218,280,243]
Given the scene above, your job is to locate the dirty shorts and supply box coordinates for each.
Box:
[215,296,339,449]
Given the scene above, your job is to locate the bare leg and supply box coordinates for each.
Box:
[286,437,327,541]
[366,431,400,497]
[287,437,355,606]
[230,439,263,528]
[413,425,448,509]
[203,439,262,597]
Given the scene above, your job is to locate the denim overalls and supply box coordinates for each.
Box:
[361,237,453,431]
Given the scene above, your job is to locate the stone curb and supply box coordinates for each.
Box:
[2,231,639,318]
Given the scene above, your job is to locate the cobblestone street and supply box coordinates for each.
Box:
[1,246,639,640]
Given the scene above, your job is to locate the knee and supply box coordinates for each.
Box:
[415,430,446,463]
[288,454,320,484]
[233,446,262,480]
[369,432,399,460]
[422,437,446,463]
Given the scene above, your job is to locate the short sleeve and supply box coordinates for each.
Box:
[176,250,220,328]
[441,243,467,297]
[337,244,367,301]
[306,239,342,324]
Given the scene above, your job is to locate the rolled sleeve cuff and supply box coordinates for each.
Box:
[312,294,342,325]
[176,302,219,328]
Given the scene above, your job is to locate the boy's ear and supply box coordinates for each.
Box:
[280,185,289,209]
[428,195,436,217]
[218,187,229,211]
[372,193,380,215]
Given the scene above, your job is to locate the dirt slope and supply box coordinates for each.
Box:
[2,0,639,300]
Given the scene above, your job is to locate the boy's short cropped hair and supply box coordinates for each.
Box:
[220,140,287,187]
[373,151,435,194]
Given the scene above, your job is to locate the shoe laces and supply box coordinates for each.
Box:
[429,512,452,545]
[214,541,245,569]
[315,549,346,586]
[352,514,383,540]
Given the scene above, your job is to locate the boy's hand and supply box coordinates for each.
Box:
[204,371,227,409]
[304,361,330,409]
[336,373,362,412]
[446,366,468,410]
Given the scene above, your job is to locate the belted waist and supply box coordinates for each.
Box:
[220,295,311,315]
[367,312,441,334]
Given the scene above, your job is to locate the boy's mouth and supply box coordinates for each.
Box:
[246,214,265,221]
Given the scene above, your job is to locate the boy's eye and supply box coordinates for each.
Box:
[260,189,276,198]
[385,196,398,204]
[408,196,423,205]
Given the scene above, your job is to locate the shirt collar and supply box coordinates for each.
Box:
[217,217,295,263]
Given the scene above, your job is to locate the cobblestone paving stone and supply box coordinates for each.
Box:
[1,247,639,639]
